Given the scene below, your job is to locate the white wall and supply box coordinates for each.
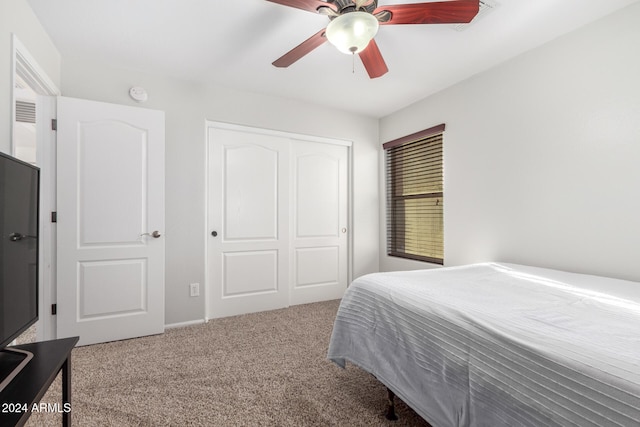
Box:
[60,58,380,324]
[379,2,640,282]
[0,0,60,153]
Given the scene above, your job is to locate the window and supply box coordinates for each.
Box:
[384,124,444,264]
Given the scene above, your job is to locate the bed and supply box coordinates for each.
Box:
[327,262,640,426]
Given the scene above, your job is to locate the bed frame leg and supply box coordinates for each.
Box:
[385,387,399,421]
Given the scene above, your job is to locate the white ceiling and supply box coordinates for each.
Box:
[26,0,640,118]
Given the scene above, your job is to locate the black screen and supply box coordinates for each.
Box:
[0,152,39,349]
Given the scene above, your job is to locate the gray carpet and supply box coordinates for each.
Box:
[25,300,430,426]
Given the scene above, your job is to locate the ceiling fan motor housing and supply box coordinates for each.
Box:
[328,0,377,15]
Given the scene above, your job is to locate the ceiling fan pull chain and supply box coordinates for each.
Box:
[352,52,355,74]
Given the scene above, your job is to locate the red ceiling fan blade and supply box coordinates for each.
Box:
[265,0,337,14]
[374,0,479,25]
[359,39,388,79]
[273,29,328,68]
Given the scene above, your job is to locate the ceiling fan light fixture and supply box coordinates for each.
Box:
[325,11,379,54]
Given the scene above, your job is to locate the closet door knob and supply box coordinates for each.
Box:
[211,231,218,237]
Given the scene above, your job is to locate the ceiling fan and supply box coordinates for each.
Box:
[267,0,480,78]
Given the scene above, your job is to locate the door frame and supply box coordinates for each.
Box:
[204,121,353,321]
[11,35,61,341]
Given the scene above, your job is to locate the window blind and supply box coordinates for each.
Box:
[385,126,444,264]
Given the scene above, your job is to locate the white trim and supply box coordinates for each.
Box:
[205,120,353,148]
[11,35,60,342]
[36,95,57,342]
[165,319,207,330]
[203,123,211,322]
[12,35,60,97]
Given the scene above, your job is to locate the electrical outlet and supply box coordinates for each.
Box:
[189,283,199,297]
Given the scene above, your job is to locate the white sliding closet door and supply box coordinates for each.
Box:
[207,127,290,318]
[291,141,348,305]
[207,124,349,319]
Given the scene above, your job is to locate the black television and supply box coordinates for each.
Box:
[0,151,39,392]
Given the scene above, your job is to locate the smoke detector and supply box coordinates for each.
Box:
[129,86,148,103]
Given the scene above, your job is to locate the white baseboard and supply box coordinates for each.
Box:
[165,319,206,330]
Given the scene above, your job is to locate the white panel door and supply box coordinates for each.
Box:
[208,127,289,318]
[291,141,348,305]
[56,97,165,346]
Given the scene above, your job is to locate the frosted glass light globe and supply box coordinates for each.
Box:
[326,12,379,54]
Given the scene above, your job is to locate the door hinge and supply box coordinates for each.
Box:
[51,211,57,223]
[51,119,57,131]
[51,304,57,315]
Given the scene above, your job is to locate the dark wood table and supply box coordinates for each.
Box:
[0,337,79,427]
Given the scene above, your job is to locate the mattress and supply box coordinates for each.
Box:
[327,263,640,427]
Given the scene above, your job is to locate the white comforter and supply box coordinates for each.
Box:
[327,263,640,427]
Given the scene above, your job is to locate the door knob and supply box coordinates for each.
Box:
[140,230,161,238]
[9,232,36,241]
[211,231,218,237]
